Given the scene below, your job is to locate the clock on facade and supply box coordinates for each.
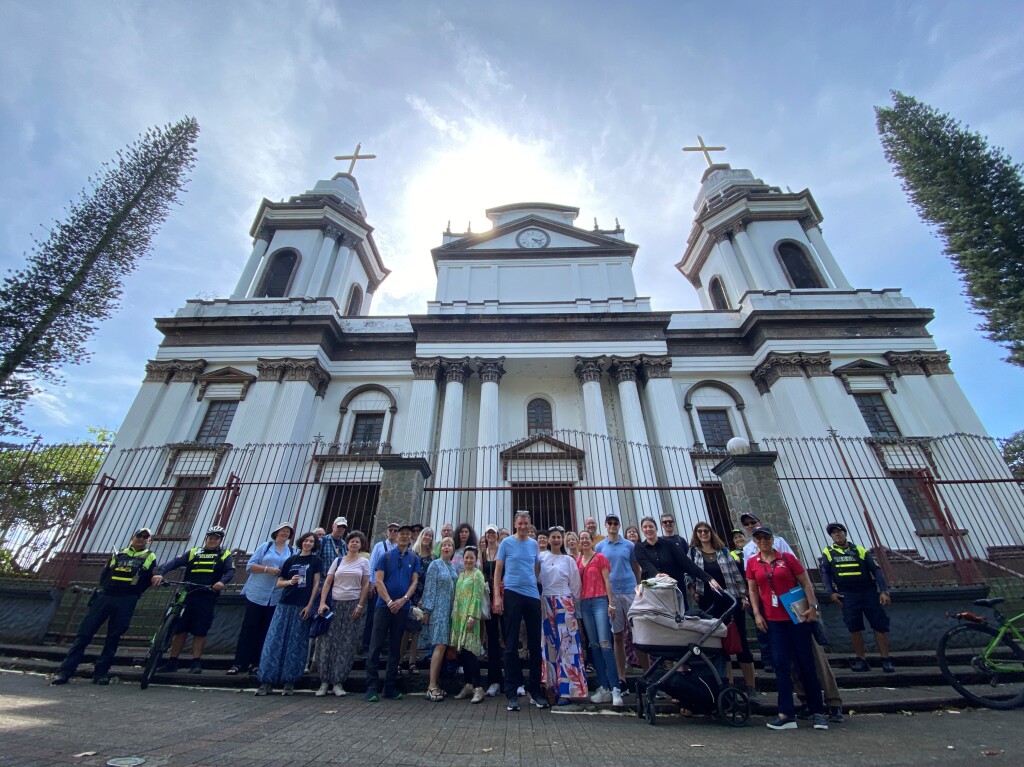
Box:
[515,227,550,248]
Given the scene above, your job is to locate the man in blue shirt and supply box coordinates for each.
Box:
[363,521,399,652]
[595,513,640,706]
[493,509,548,711]
[365,523,419,702]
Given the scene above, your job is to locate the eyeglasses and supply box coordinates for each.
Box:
[696,528,711,535]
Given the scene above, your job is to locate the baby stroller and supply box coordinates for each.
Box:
[628,578,750,727]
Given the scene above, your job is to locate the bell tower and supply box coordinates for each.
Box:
[676,163,852,310]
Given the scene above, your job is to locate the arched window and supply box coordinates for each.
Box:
[777,242,826,289]
[344,284,363,317]
[709,276,730,310]
[527,398,553,436]
[256,250,298,297]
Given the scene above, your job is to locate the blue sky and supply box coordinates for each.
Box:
[1,1,1022,442]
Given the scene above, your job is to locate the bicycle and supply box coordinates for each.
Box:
[140,580,214,690]
[937,597,1024,710]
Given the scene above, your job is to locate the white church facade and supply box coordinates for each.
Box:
[78,161,1023,572]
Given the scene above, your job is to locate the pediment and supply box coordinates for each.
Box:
[832,359,897,394]
[832,359,896,376]
[500,434,585,461]
[500,434,586,483]
[196,366,257,401]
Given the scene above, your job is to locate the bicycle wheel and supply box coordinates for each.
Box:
[937,623,1024,710]
[140,613,175,690]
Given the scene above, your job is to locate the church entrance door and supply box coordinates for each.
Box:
[320,484,380,537]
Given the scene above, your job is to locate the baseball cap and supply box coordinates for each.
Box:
[333,517,349,528]
[826,522,847,535]
[133,528,152,538]
[605,513,620,523]
[751,525,773,538]
[484,524,499,534]
[740,513,760,525]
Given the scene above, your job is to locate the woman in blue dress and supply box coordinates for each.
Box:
[420,536,458,702]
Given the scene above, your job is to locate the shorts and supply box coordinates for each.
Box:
[609,591,634,634]
[173,590,218,638]
[840,590,890,634]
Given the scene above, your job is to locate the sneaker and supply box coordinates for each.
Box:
[828,706,844,723]
[365,691,379,702]
[618,679,630,694]
[471,687,485,704]
[334,685,348,697]
[188,659,203,675]
[766,715,797,730]
[50,674,70,686]
[92,675,110,686]
[315,683,329,696]
[282,683,295,696]
[611,687,624,707]
[812,713,829,730]
[531,695,550,709]
[517,685,526,696]
[796,705,812,720]
[226,665,241,675]
[507,695,520,711]
[881,658,896,673]
[486,683,500,697]
[384,691,404,700]
[255,684,272,696]
[851,658,870,672]
[590,686,611,704]
[454,683,474,700]
[156,658,179,673]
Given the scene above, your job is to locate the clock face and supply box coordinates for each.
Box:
[516,227,550,249]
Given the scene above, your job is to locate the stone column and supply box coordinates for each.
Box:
[731,222,773,290]
[474,357,506,531]
[295,224,342,297]
[608,357,663,519]
[405,358,442,454]
[751,352,832,437]
[574,356,620,521]
[232,227,272,299]
[371,457,432,545]
[712,452,804,560]
[325,244,355,301]
[802,218,852,290]
[431,357,472,527]
[714,232,755,298]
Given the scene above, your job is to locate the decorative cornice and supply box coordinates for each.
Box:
[256,357,331,396]
[750,351,832,395]
[475,357,507,384]
[573,355,605,385]
[410,356,443,381]
[322,223,344,241]
[608,356,641,384]
[639,355,673,381]
[883,350,953,377]
[800,215,820,232]
[440,356,473,384]
[144,359,207,384]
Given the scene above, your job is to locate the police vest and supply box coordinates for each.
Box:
[730,549,742,563]
[185,547,230,585]
[822,544,872,587]
[102,548,155,592]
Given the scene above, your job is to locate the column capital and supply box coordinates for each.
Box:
[257,357,331,396]
[322,222,344,242]
[411,356,443,381]
[573,356,606,385]
[639,355,673,381]
[883,350,952,376]
[800,215,821,232]
[441,356,473,384]
[728,219,748,236]
[750,351,832,395]
[608,356,641,384]
[144,359,207,384]
[475,356,506,384]
[255,225,274,243]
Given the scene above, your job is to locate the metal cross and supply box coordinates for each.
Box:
[682,135,726,167]
[333,142,377,174]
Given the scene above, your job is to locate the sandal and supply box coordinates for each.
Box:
[426,687,445,702]
[409,666,420,675]
[226,666,241,676]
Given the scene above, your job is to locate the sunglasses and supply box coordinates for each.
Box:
[661,520,674,526]
[696,528,712,534]
[606,521,620,526]
[549,526,565,533]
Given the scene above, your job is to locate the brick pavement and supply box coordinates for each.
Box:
[0,670,1019,767]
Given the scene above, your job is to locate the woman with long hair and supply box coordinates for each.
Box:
[255,532,322,696]
[686,522,756,693]
[624,525,641,544]
[452,523,478,572]
[449,546,488,703]
[575,530,616,703]
[420,536,459,702]
[480,524,503,697]
[315,530,370,696]
[540,527,586,705]
[401,527,435,675]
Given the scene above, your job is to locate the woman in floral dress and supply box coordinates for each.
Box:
[539,527,587,704]
[420,536,458,702]
[449,546,487,703]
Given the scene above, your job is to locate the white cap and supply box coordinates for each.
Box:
[485,524,499,534]
[333,517,349,527]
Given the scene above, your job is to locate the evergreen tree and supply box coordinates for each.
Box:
[0,117,199,434]
[875,91,1024,367]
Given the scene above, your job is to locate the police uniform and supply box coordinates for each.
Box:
[157,545,235,637]
[820,541,890,634]
[56,538,157,683]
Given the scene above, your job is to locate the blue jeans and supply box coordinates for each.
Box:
[578,596,617,691]
[767,619,824,718]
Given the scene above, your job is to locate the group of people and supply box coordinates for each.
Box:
[50,507,897,732]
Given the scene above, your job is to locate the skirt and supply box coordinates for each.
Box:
[258,604,311,685]
[317,599,365,686]
[541,595,588,700]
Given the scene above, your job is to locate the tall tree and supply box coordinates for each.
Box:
[0,117,200,434]
[875,91,1024,367]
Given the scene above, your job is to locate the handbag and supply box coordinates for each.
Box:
[722,620,743,655]
[480,581,492,620]
[309,610,333,638]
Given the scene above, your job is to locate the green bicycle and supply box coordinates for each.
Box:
[140,580,213,690]
[937,597,1024,710]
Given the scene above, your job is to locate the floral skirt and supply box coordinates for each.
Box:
[258,604,310,685]
[541,595,588,700]
[317,599,365,685]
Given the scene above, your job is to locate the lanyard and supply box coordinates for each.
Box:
[757,555,787,597]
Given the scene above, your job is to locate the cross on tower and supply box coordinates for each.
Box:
[333,142,377,174]
[682,135,726,167]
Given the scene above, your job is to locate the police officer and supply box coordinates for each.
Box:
[152,525,235,674]
[820,522,895,673]
[51,528,158,686]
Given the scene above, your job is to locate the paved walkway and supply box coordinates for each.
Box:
[0,669,1017,767]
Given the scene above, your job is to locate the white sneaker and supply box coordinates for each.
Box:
[315,683,329,697]
[471,687,486,704]
[611,687,624,706]
[333,685,347,697]
[590,686,611,704]
[486,683,500,697]
[517,685,526,697]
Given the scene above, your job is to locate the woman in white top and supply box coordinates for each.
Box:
[539,526,587,704]
[315,531,370,696]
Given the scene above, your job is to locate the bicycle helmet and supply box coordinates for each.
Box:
[206,525,227,538]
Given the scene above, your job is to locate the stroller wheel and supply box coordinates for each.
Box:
[716,686,751,728]
[645,694,657,726]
